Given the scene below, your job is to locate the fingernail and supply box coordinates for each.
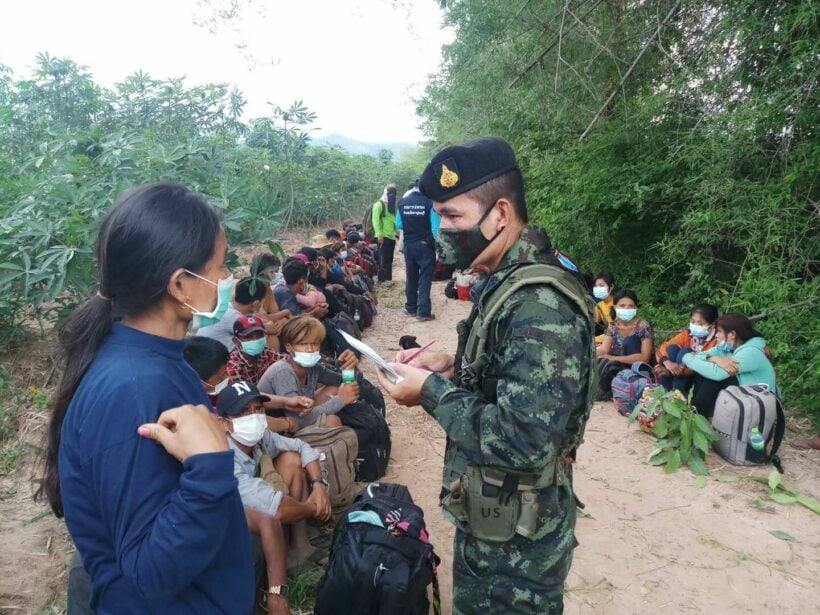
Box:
[137,426,151,437]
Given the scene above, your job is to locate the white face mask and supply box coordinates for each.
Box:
[230,413,267,446]
[340,250,348,259]
[593,286,609,300]
[205,377,229,396]
[293,351,321,368]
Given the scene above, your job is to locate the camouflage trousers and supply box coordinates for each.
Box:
[451,486,576,615]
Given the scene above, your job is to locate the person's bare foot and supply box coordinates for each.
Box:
[794,437,820,450]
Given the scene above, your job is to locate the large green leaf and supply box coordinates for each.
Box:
[693,430,710,454]
[687,453,709,476]
[665,450,682,474]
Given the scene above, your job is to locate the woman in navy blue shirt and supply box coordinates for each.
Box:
[39,183,254,613]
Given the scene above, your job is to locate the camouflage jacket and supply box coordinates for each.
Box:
[419,226,594,476]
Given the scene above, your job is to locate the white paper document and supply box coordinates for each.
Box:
[338,330,404,384]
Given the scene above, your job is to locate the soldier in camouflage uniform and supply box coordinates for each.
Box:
[377,137,595,614]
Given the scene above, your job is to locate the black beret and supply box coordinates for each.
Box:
[419,136,518,203]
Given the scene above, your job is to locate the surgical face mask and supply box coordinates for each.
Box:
[230,413,267,446]
[272,272,284,286]
[436,203,501,270]
[184,270,234,330]
[340,250,348,259]
[293,351,321,368]
[718,341,734,353]
[689,323,710,338]
[241,337,267,357]
[593,286,610,300]
[205,376,229,396]
[615,308,637,322]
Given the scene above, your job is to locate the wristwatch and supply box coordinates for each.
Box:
[269,585,289,597]
[310,476,329,489]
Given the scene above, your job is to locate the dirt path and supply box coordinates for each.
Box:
[1,239,818,614]
[362,250,819,615]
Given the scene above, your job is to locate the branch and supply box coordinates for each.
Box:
[579,1,682,142]
[508,0,601,89]
[554,1,569,94]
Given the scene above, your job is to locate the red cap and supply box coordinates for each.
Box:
[233,315,266,337]
[293,253,309,264]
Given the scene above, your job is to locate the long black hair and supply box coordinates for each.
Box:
[39,183,222,517]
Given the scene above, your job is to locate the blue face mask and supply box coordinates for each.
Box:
[184,271,234,330]
[593,287,609,300]
[615,308,637,322]
[241,337,267,357]
[718,342,734,353]
[689,323,709,338]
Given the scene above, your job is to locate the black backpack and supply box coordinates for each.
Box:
[315,483,441,615]
[338,399,391,482]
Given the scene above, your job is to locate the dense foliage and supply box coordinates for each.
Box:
[0,54,418,339]
[419,0,819,418]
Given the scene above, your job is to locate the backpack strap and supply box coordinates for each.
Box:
[769,397,786,473]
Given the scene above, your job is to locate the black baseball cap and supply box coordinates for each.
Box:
[216,380,266,417]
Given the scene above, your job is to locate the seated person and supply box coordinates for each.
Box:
[596,289,654,396]
[216,381,332,586]
[273,258,329,320]
[325,228,342,243]
[682,313,779,418]
[250,253,292,332]
[592,271,616,344]
[227,315,286,385]
[198,274,286,351]
[259,315,360,430]
[654,304,719,394]
[184,336,311,427]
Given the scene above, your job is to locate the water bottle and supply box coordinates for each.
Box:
[354,308,361,323]
[341,368,356,384]
[749,427,765,451]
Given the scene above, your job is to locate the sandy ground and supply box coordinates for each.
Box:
[360,249,820,615]
[1,236,818,614]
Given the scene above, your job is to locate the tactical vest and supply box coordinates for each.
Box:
[441,262,597,540]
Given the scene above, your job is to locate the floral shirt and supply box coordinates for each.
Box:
[227,347,285,385]
[607,318,653,356]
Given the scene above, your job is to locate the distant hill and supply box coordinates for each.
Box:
[311,133,414,158]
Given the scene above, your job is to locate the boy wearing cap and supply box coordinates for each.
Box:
[227,315,285,385]
[377,137,595,614]
[216,381,332,597]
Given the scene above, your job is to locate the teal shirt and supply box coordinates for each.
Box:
[683,336,780,397]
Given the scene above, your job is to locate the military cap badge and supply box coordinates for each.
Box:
[439,161,459,189]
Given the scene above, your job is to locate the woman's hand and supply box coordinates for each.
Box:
[338,382,360,405]
[664,360,684,376]
[712,356,740,375]
[338,349,358,371]
[138,404,228,462]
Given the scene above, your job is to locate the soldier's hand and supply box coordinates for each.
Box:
[376,363,432,407]
[395,349,454,380]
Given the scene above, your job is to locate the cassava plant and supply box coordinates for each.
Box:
[628,387,720,476]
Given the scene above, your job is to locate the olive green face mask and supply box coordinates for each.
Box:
[436,202,502,270]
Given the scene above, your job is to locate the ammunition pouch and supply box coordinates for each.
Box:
[442,459,569,542]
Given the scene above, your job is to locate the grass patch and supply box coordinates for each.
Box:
[288,565,324,612]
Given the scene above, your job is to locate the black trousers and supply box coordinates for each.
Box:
[378,237,396,282]
[692,374,739,418]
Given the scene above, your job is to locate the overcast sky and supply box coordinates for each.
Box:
[0,0,451,143]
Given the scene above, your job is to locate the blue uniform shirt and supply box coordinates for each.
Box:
[59,323,253,614]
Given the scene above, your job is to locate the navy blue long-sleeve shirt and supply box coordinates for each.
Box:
[59,324,253,614]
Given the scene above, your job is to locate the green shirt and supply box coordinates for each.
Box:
[372,200,396,240]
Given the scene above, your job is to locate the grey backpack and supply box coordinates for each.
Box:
[712,384,785,471]
[295,424,359,511]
